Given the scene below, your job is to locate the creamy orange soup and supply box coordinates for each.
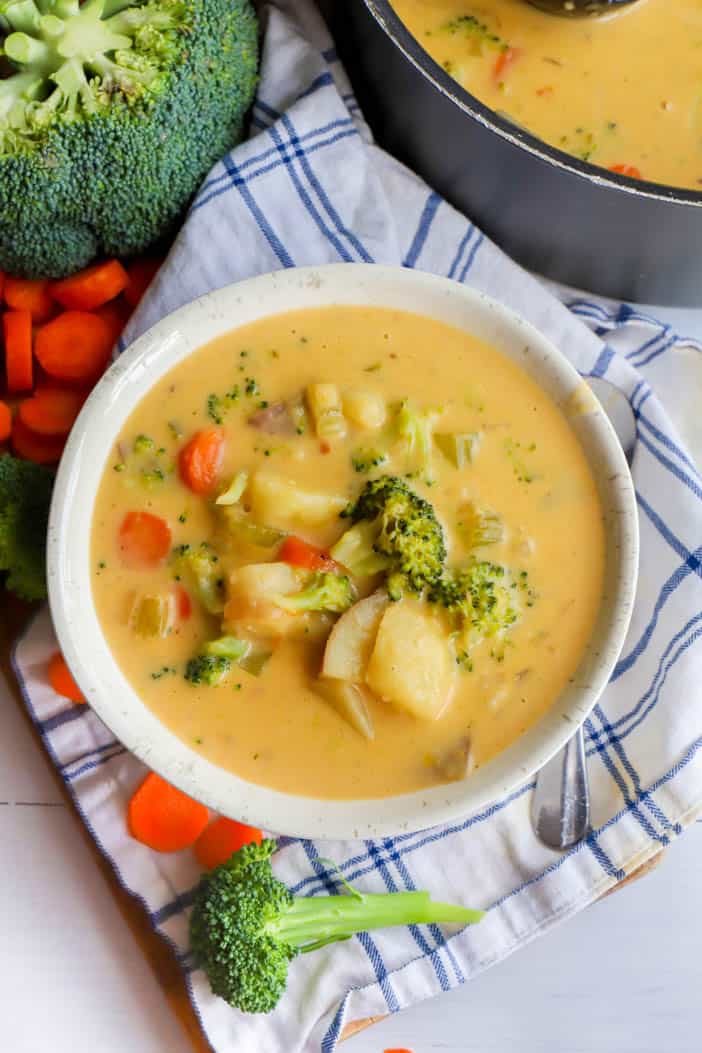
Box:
[91,306,605,800]
[391,0,702,190]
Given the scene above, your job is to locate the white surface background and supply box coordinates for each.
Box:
[3,304,701,1052]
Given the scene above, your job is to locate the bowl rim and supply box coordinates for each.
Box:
[361,0,702,207]
[47,263,639,840]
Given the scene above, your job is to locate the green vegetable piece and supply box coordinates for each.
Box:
[430,561,533,659]
[351,448,388,474]
[185,653,231,686]
[237,648,272,677]
[434,432,482,470]
[189,838,484,1014]
[133,434,155,454]
[329,519,391,578]
[218,504,286,549]
[395,399,442,481]
[0,0,259,278]
[337,475,446,600]
[130,592,175,638]
[0,454,54,601]
[215,471,249,507]
[272,571,355,614]
[172,543,225,614]
[457,503,504,549]
[205,636,250,662]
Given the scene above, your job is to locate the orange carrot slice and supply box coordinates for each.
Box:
[194,817,263,870]
[0,400,11,443]
[118,510,172,568]
[124,258,163,309]
[50,259,129,311]
[4,277,54,322]
[48,651,85,704]
[608,164,642,180]
[3,309,33,393]
[178,428,226,495]
[96,298,131,348]
[279,536,338,572]
[493,46,521,81]
[11,416,64,464]
[19,387,85,437]
[0,270,5,299]
[34,311,113,383]
[175,584,192,621]
[128,772,209,853]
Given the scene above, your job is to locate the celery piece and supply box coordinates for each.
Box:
[216,471,249,507]
[218,504,286,548]
[130,593,175,638]
[238,649,272,677]
[434,432,482,470]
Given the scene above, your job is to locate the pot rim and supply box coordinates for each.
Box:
[361,0,702,207]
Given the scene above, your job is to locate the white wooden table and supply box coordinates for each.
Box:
[2,304,701,1053]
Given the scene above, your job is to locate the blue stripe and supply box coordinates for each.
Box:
[65,747,127,783]
[590,346,614,377]
[403,191,442,267]
[631,333,677,368]
[40,705,88,733]
[60,738,120,773]
[636,409,700,478]
[625,325,670,363]
[459,232,484,281]
[280,112,374,262]
[447,224,476,280]
[221,154,294,268]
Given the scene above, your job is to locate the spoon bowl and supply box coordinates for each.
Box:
[528,0,639,15]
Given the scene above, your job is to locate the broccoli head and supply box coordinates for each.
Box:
[190,838,484,1014]
[334,475,446,600]
[430,561,535,665]
[0,0,259,277]
[185,634,249,685]
[0,454,54,601]
[172,542,225,614]
[272,571,355,614]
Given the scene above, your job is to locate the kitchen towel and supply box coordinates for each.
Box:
[12,2,702,1050]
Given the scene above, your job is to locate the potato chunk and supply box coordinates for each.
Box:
[321,590,388,682]
[342,389,386,431]
[366,598,454,720]
[248,472,347,531]
[313,678,375,740]
[224,562,306,639]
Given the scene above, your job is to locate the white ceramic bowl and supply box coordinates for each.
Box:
[48,265,638,840]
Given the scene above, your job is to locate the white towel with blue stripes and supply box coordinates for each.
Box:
[12,2,702,1050]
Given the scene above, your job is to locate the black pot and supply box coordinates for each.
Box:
[339,0,702,306]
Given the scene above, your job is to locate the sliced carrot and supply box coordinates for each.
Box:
[124,257,163,309]
[48,651,85,704]
[0,270,5,299]
[493,46,522,81]
[50,259,129,311]
[384,1049,414,1053]
[0,401,11,443]
[118,511,172,569]
[194,817,263,870]
[608,164,642,179]
[96,297,131,348]
[11,416,64,464]
[34,310,113,383]
[178,428,226,495]
[128,771,209,853]
[19,387,85,437]
[175,584,192,621]
[279,536,338,572]
[3,309,33,393]
[4,277,54,322]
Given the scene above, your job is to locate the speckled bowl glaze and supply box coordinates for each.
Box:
[47,265,638,840]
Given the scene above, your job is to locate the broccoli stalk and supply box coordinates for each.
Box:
[395,399,441,482]
[333,475,446,600]
[190,839,483,1014]
[272,571,355,614]
[0,0,258,278]
[0,454,54,601]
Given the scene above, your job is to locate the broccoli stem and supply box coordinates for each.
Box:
[3,0,41,34]
[270,890,483,953]
[4,31,51,65]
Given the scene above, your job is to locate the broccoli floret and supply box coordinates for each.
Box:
[0,0,258,277]
[190,838,483,1014]
[334,475,446,600]
[184,635,249,685]
[430,561,534,662]
[172,542,224,614]
[272,571,354,614]
[0,454,54,600]
[351,448,388,474]
[395,399,441,482]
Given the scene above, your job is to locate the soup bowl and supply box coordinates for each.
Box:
[48,265,638,840]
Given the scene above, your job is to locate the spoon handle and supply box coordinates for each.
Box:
[532,726,590,849]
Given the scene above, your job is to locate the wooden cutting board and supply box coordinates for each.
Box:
[0,593,662,1048]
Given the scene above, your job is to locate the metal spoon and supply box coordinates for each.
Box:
[531,377,636,849]
[527,0,639,16]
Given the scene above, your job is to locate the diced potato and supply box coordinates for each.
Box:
[313,678,375,740]
[224,562,307,639]
[342,389,386,431]
[321,590,388,682]
[248,472,347,530]
[306,383,347,440]
[366,598,454,720]
[129,592,175,638]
